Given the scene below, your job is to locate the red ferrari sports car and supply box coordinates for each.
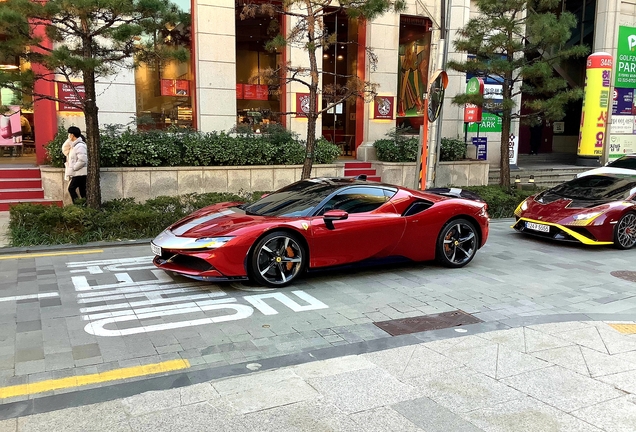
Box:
[151,177,490,287]
[513,174,636,249]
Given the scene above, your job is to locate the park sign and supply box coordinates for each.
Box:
[615,26,636,88]
[463,77,483,123]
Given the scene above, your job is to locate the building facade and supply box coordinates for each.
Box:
[19,0,636,174]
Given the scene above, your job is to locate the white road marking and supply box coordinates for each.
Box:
[0,293,59,303]
[69,257,330,337]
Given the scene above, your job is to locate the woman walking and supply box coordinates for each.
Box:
[62,126,88,203]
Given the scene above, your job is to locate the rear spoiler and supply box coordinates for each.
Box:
[425,187,485,202]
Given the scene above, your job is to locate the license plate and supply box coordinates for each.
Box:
[526,222,550,233]
[151,243,162,256]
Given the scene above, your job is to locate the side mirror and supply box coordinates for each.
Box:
[323,209,348,229]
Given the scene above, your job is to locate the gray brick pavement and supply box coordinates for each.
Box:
[0,220,634,402]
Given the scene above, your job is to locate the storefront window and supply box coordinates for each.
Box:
[396,16,431,131]
[134,1,192,130]
[321,10,358,156]
[235,6,282,132]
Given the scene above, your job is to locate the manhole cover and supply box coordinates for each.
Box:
[611,271,636,283]
[374,310,483,336]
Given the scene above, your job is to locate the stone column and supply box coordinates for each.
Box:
[194,0,237,132]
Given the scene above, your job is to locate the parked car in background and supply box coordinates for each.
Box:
[513,174,636,249]
[577,154,636,178]
[151,177,490,287]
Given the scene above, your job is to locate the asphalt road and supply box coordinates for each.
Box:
[0,218,635,409]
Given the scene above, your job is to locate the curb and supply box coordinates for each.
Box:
[0,238,153,255]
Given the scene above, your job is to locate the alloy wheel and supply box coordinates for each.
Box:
[616,213,636,249]
[440,221,477,266]
[255,235,304,286]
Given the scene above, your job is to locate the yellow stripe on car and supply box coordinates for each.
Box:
[513,217,613,245]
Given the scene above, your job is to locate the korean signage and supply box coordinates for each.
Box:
[161,79,190,97]
[578,52,613,157]
[610,115,634,134]
[509,134,519,167]
[615,26,636,88]
[373,96,394,120]
[472,137,487,160]
[608,135,636,160]
[612,88,634,115]
[57,82,85,112]
[241,84,269,101]
[463,77,483,123]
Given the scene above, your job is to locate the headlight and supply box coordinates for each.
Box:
[194,236,234,249]
[520,200,529,211]
[572,212,602,221]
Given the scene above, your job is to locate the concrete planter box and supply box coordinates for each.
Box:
[41,164,343,205]
[369,160,489,188]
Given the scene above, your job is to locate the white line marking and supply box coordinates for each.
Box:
[0,293,59,303]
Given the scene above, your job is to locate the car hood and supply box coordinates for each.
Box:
[167,203,267,238]
[522,196,609,222]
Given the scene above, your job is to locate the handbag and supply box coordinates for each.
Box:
[0,116,12,139]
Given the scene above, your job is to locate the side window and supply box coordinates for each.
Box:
[318,187,389,215]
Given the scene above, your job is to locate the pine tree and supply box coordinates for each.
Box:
[0,0,188,208]
[241,0,405,179]
[447,0,588,187]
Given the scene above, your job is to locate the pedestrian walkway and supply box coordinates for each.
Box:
[2,320,635,431]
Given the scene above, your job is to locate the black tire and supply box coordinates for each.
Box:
[249,231,307,287]
[435,218,479,268]
[613,211,636,250]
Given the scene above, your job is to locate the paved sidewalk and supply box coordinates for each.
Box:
[2,320,636,431]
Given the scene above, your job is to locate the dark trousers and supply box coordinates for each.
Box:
[68,175,87,203]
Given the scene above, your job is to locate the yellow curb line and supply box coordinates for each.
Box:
[0,359,190,399]
[608,323,636,334]
[0,249,103,260]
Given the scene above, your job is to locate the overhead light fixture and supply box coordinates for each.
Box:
[337,55,343,60]
[323,53,329,59]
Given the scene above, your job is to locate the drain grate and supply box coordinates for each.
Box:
[374,310,483,336]
[611,271,636,283]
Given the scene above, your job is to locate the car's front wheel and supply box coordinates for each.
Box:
[614,211,636,250]
[435,218,478,268]
[249,231,307,287]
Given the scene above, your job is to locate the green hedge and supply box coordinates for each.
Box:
[463,185,538,219]
[373,127,418,162]
[8,193,263,246]
[440,137,466,162]
[44,126,341,168]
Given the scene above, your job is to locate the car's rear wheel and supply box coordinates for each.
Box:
[614,212,636,250]
[435,218,478,268]
[249,231,307,287]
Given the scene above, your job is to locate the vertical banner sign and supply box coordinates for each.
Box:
[472,137,487,160]
[578,52,613,158]
[615,26,636,88]
[463,77,484,123]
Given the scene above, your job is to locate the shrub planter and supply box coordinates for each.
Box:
[41,164,344,205]
[369,160,489,188]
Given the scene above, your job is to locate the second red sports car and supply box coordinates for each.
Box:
[513,174,636,249]
[151,177,490,287]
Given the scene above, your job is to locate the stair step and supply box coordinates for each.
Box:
[345,169,377,176]
[0,178,42,189]
[0,168,41,179]
[0,189,45,200]
[0,199,62,212]
[344,162,372,169]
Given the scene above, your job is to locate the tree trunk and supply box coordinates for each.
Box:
[301,0,319,180]
[83,75,102,209]
[499,110,510,189]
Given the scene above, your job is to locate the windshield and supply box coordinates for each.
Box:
[547,175,636,201]
[608,156,636,170]
[241,180,340,217]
